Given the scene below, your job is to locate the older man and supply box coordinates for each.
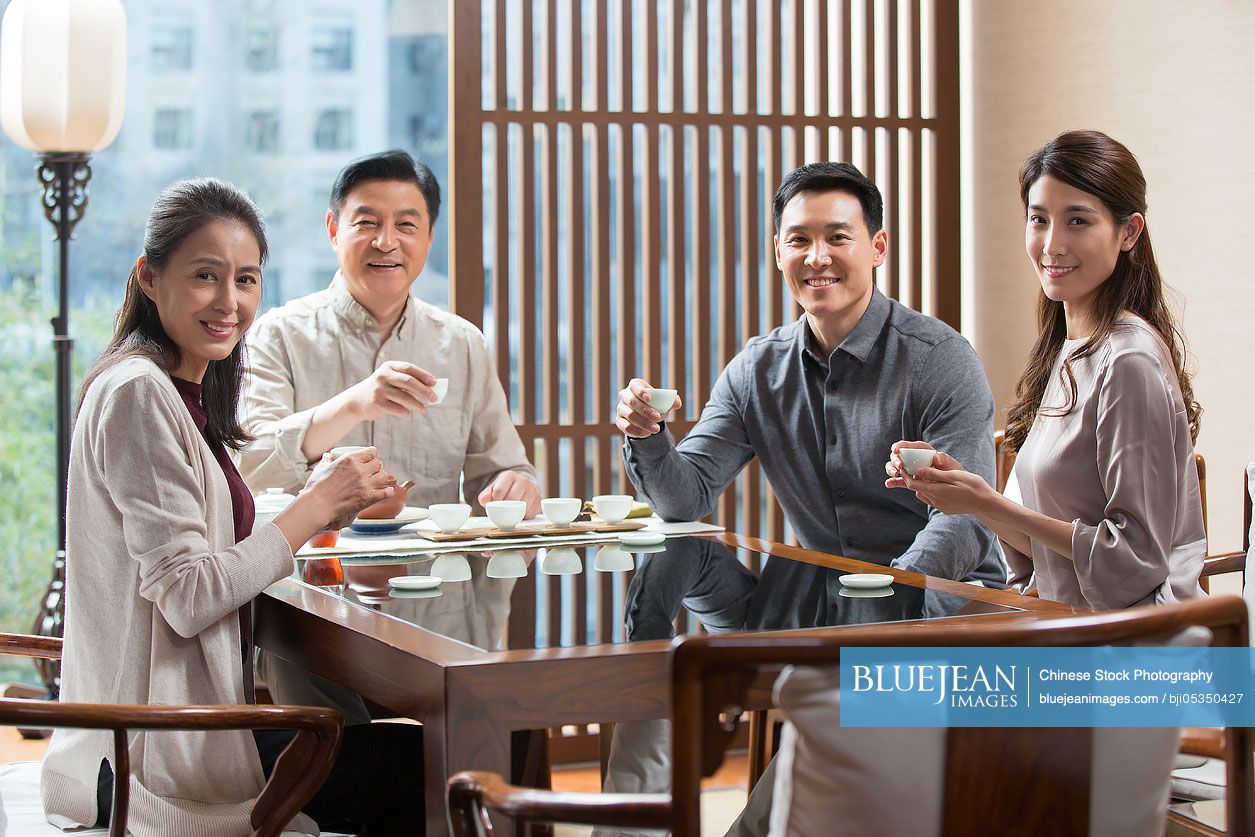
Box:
[239,150,540,722]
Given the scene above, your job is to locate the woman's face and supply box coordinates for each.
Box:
[138,219,262,382]
[1024,174,1143,312]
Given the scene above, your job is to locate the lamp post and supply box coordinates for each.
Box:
[0,0,126,699]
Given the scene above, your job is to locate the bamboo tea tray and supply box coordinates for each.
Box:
[415,520,646,543]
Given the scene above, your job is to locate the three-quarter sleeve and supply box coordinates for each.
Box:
[1071,349,1183,609]
[237,319,318,493]
[94,376,294,638]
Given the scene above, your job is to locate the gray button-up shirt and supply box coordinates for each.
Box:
[623,289,1005,584]
[237,274,535,509]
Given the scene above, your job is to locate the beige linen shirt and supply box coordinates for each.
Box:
[1003,316,1204,610]
[238,274,535,508]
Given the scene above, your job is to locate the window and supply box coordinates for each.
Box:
[405,37,443,76]
[406,113,442,153]
[152,109,193,150]
[313,109,352,150]
[246,28,279,72]
[150,26,193,71]
[311,27,352,72]
[246,111,280,153]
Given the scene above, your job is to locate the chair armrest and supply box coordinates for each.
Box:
[1202,551,1246,578]
[1180,726,1226,760]
[0,632,63,660]
[0,699,341,837]
[447,770,671,836]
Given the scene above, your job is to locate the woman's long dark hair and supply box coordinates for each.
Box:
[1004,130,1201,453]
[80,178,268,449]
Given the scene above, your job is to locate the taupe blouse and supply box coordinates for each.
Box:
[1003,316,1204,609]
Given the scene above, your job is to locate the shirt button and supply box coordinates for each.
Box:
[829,435,838,445]
[846,537,856,547]
[838,489,847,498]
[828,381,838,392]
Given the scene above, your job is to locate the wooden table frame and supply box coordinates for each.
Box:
[255,533,1072,834]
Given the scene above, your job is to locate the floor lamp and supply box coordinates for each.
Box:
[0,0,127,699]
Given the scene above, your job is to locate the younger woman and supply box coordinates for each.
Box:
[887,130,1204,609]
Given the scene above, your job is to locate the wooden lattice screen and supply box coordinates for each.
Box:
[448,0,960,548]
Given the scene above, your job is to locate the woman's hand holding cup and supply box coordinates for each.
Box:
[273,446,395,552]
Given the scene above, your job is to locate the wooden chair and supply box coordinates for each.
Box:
[448,596,1254,837]
[1198,459,1252,592]
[0,632,343,837]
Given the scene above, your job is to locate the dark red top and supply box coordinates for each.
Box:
[171,376,256,700]
[171,377,255,541]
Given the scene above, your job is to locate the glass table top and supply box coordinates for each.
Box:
[294,536,1022,653]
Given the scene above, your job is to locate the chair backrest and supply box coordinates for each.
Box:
[993,429,1014,494]
[669,596,1254,837]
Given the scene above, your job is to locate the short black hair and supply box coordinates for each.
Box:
[772,161,884,234]
[328,149,442,228]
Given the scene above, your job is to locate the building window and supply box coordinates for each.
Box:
[151,26,193,71]
[406,113,442,153]
[405,37,444,76]
[153,109,193,150]
[246,111,280,153]
[313,109,352,150]
[246,28,279,72]
[311,27,352,72]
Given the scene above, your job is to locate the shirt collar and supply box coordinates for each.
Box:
[795,288,891,368]
[328,271,412,340]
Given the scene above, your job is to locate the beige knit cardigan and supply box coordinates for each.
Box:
[40,358,314,836]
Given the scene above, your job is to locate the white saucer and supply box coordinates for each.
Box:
[839,586,895,599]
[839,573,895,590]
[388,575,442,591]
[351,506,430,535]
[388,587,444,599]
[619,532,665,547]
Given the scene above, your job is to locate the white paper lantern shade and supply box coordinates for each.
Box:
[0,0,126,153]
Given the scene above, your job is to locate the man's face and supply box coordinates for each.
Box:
[327,178,434,308]
[774,189,888,322]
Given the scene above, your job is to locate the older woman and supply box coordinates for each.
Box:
[887,130,1204,609]
[41,179,423,835]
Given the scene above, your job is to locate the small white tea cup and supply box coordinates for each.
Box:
[541,547,582,575]
[592,494,634,524]
[429,503,471,533]
[646,387,678,414]
[431,378,450,404]
[430,553,472,582]
[328,445,367,461]
[541,497,583,527]
[897,448,936,477]
[487,550,528,579]
[485,499,527,531]
[593,545,634,572]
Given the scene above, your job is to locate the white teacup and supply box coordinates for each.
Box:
[541,547,582,575]
[328,445,367,461]
[896,448,936,477]
[430,553,472,582]
[431,378,450,404]
[541,497,582,527]
[592,494,634,524]
[646,387,678,414]
[593,544,634,572]
[485,499,527,531]
[487,550,528,579]
[429,503,471,533]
